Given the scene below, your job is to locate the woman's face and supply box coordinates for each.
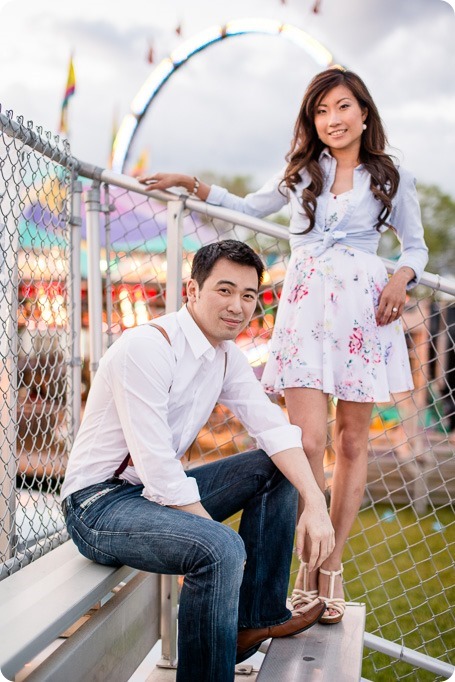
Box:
[313,84,367,157]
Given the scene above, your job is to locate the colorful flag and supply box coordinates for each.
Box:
[130,149,149,177]
[59,55,76,135]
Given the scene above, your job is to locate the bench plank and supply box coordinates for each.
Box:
[24,572,160,682]
[256,603,366,681]
[0,541,135,679]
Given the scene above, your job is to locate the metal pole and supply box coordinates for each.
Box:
[157,574,179,669]
[164,200,184,314]
[157,199,184,669]
[0,149,21,567]
[84,184,103,381]
[0,219,18,563]
[101,184,114,349]
[68,177,83,440]
[364,632,454,677]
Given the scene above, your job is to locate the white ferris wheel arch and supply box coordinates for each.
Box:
[111,18,339,173]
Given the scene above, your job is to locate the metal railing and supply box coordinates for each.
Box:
[0,109,454,681]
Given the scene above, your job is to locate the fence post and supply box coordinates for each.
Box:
[157,199,184,669]
[84,184,103,381]
[164,200,184,315]
[0,217,19,562]
[68,177,83,442]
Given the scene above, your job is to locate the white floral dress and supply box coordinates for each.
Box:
[261,192,414,403]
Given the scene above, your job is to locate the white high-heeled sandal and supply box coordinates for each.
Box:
[318,566,346,624]
[290,562,319,611]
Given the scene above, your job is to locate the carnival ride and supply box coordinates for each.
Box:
[111,18,337,173]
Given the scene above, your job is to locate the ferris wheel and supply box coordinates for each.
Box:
[111,18,337,173]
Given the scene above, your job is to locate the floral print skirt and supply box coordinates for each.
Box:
[261,244,414,403]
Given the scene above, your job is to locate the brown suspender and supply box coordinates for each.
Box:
[112,323,227,478]
[149,322,171,345]
[113,324,170,478]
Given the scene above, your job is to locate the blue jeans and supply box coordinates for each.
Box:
[63,450,298,682]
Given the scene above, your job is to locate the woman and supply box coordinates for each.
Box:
[139,67,428,624]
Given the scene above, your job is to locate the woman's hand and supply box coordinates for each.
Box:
[137,173,211,201]
[138,172,191,192]
[376,267,414,326]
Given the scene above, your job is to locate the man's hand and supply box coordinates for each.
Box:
[271,447,335,571]
[168,501,212,520]
[296,502,335,572]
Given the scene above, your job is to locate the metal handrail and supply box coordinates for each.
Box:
[1,111,452,296]
[89,168,455,297]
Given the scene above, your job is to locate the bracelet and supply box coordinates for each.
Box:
[189,176,200,197]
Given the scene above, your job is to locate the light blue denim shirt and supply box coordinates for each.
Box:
[207,149,428,287]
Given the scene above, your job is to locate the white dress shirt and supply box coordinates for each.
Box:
[207,149,428,287]
[61,306,302,506]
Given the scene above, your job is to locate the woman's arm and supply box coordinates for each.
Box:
[390,168,429,285]
[376,168,428,326]
[139,169,289,218]
[138,172,211,201]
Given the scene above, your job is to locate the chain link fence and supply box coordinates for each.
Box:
[0,108,453,680]
[0,110,76,578]
[96,181,454,681]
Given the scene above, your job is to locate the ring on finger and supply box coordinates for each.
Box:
[392,307,398,313]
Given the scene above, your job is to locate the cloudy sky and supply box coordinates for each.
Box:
[1,0,454,194]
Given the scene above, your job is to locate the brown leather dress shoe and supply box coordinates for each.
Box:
[236,598,326,663]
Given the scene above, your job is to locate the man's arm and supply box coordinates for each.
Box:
[271,448,335,572]
[219,348,334,569]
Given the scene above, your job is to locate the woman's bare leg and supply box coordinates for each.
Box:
[285,387,328,592]
[318,399,374,609]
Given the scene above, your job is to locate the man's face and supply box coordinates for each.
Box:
[186,258,259,346]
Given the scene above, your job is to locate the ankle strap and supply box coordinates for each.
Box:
[319,566,343,577]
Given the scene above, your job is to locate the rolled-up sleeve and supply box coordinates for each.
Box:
[391,168,429,287]
[219,345,302,455]
[109,333,201,506]
[206,168,289,219]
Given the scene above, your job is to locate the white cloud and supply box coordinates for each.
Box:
[0,0,453,194]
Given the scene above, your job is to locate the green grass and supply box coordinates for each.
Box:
[227,503,454,681]
[291,504,454,681]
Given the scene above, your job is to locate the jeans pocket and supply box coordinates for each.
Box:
[72,482,124,522]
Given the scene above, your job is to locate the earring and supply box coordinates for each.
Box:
[362,123,367,130]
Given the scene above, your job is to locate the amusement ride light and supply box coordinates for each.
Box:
[111,18,336,173]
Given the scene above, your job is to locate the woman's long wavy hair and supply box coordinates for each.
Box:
[284,68,399,233]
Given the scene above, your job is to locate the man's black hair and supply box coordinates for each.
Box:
[191,240,265,289]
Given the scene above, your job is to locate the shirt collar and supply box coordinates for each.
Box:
[318,147,364,170]
[319,147,332,162]
[177,305,220,362]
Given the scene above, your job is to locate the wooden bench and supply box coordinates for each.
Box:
[257,602,366,681]
[146,603,366,681]
[0,541,161,682]
[0,540,365,682]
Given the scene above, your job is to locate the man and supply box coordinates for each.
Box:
[61,240,334,682]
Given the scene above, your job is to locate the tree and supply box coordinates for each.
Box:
[197,172,290,256]
[416,184,455,276]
